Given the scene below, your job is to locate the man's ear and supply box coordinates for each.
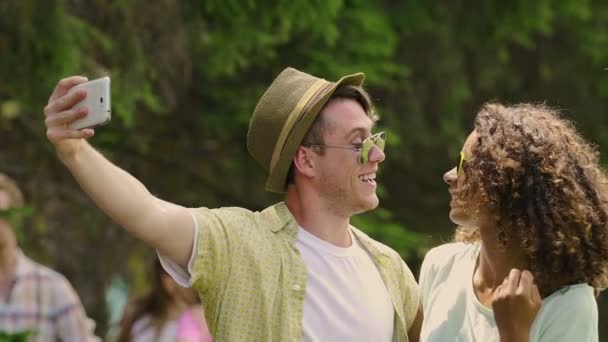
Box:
[293,146,316,178]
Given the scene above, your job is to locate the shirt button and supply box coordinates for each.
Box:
[292,284,302,291]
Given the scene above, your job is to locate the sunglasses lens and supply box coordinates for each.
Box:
[359,133,386,164]
[376,136,385,151]
[360,139,373,164]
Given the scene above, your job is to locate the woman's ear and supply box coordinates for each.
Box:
[293,146,316,178]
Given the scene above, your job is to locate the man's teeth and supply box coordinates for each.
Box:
[358,174,376,182]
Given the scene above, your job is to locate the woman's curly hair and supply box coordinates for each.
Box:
[455,103,608,296]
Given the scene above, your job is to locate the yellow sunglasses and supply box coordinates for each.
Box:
[457,151,467,176]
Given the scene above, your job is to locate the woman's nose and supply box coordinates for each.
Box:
[444,167,457,185]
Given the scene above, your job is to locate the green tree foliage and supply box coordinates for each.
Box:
[1,0,607,337]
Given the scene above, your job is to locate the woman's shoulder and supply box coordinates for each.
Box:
[542,283,596,310]
[419,242,478,290]
[531,284,598,340]
[423,242,478,268]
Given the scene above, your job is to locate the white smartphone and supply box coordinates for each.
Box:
[68,76,111,130]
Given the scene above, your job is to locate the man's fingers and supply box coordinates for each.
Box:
[45,108,88,127]
[45,88,87,116]
[49,76,88,102]
[47,127,94,142]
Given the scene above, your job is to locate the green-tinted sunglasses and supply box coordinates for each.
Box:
[304,131,386,164]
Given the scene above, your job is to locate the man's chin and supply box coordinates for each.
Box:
[369,195,380,209]
[354,195,379,214]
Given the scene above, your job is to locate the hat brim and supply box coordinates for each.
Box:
[264,72,366,193]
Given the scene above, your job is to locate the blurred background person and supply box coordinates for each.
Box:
[117,258,211,342]
[0,172,99,341]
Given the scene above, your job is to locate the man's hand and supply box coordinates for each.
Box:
[43,77,195,267]
[492,269,542,342]
[44,76,94,157]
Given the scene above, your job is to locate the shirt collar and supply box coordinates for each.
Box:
[263,202,392,258]
[263,202,296,233]
[351,227,392,259]
[14,249,36,278]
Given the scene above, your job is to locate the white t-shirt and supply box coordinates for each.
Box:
[295,226,394,342]
[419,242,598,342]
[159,218,394,342]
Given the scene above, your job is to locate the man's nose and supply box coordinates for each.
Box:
[368,145,385,163]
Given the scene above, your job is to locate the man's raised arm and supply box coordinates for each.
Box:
[44,76,194,266]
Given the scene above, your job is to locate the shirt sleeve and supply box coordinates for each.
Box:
[51,275,100,342]
[160,206,257,293]
[158,211,200,287]
[532,285,598,342]
[182,207,247,292]
[401,259,421,330]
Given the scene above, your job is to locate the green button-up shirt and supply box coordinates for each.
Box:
[189,202,420,341]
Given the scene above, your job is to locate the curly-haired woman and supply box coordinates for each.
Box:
[420,103,608,342]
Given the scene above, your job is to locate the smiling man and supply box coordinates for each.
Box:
[43,67,422,341]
